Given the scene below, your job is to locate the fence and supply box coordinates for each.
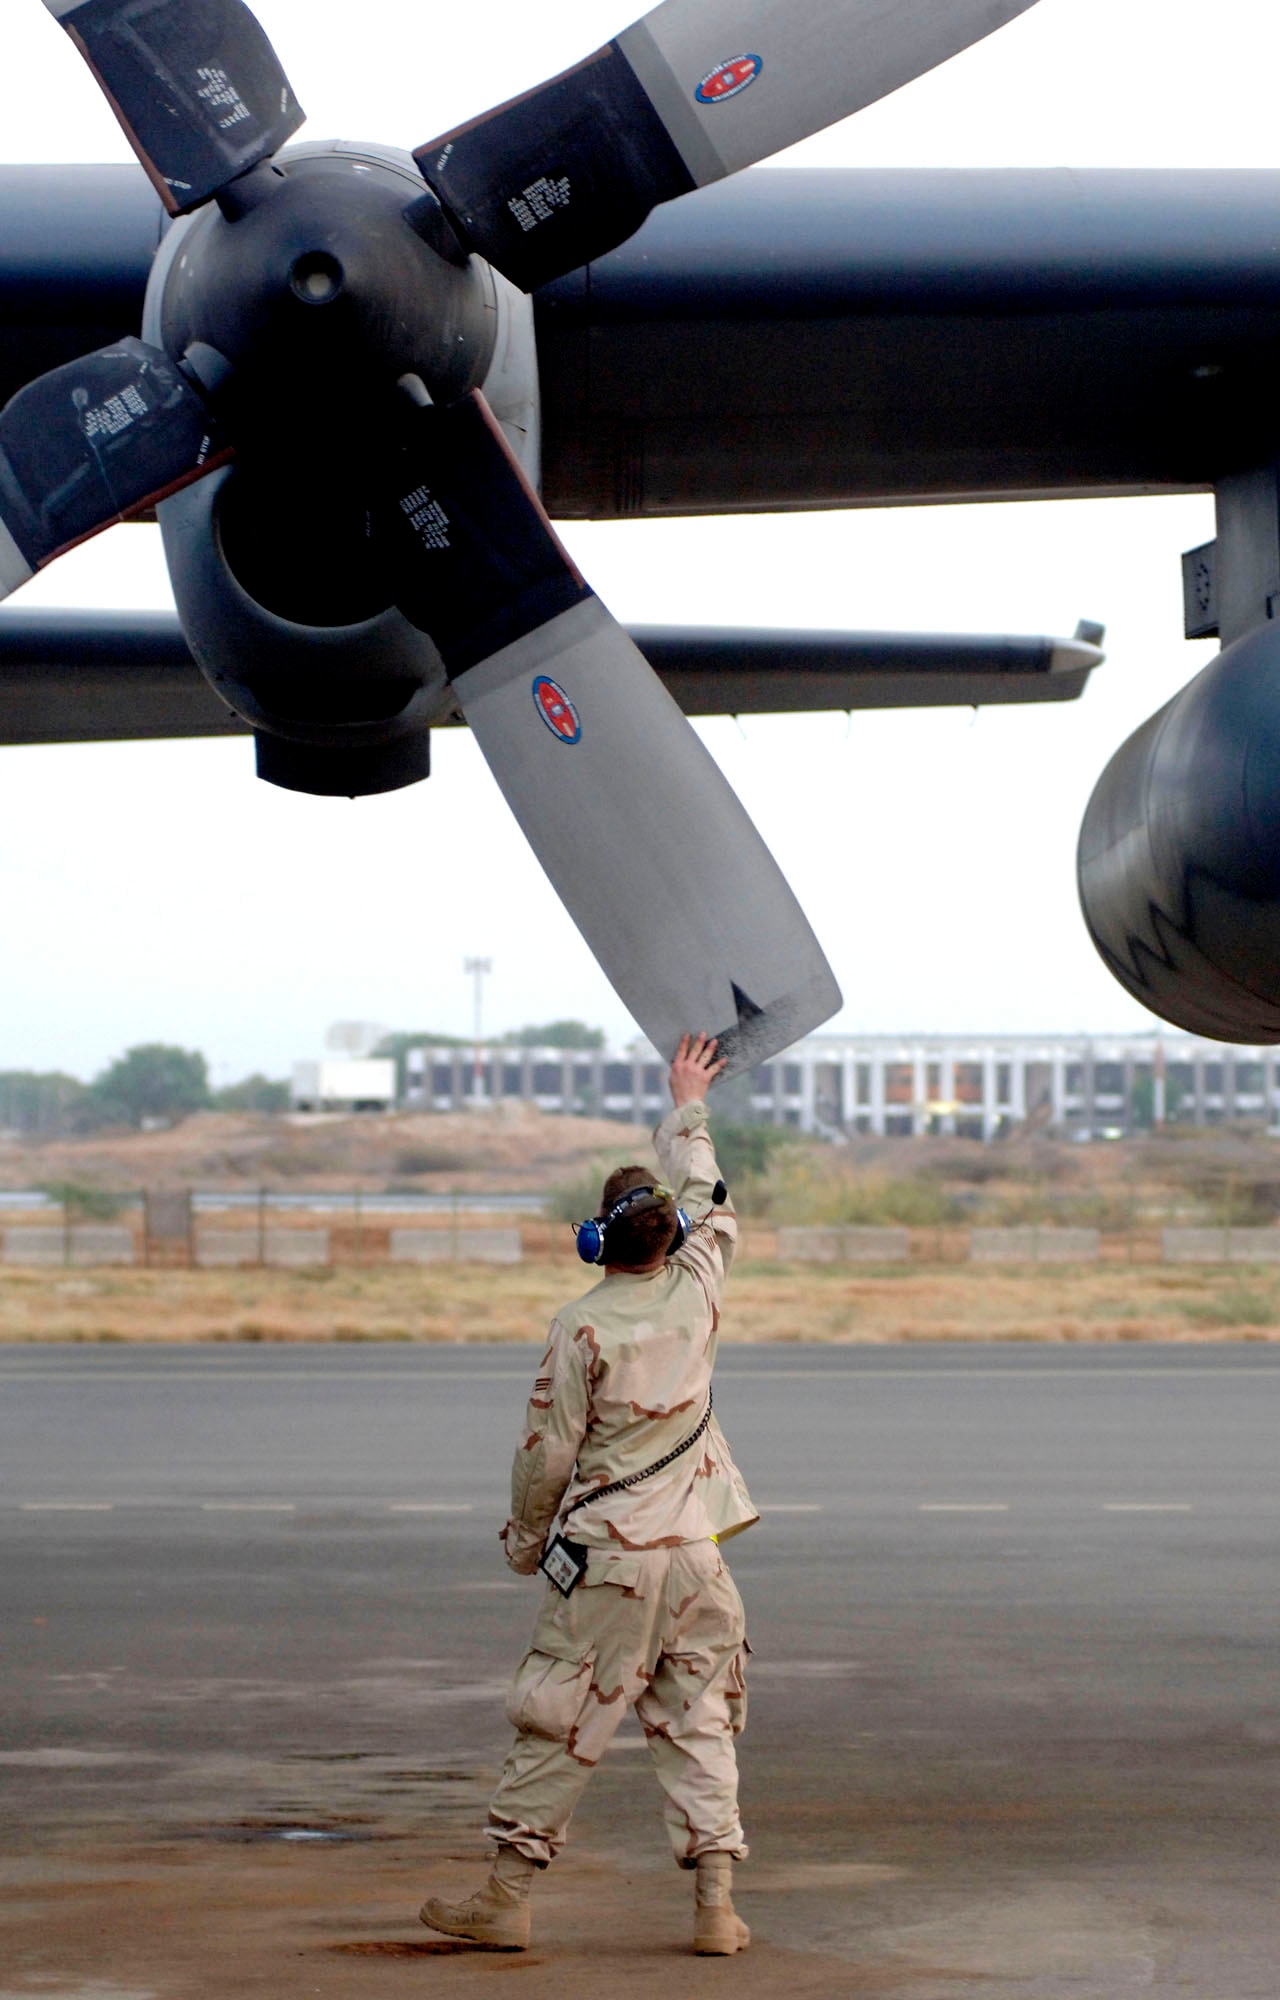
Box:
[3,1195,1280,1269]
[776,1226,909,1263]
[969,1227,1101,1264]
[0,1191,532,1268]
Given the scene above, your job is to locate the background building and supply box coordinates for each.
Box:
[401,1033,1280,1140]
[291,1057,397,1113]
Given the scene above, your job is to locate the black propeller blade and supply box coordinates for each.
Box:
[379,391,841,1073]
[43,0,304,214]
[0,336,228,602]
[415,0,1043,292]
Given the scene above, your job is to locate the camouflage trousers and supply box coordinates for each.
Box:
[487,1537,749,1868]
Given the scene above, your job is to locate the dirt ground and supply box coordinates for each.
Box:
[0,1104,651,1196]
[5,1110,1280,1343]
[0,1834,880,2000]
[0,1252,1278,1344]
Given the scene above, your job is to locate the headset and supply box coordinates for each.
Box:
[575,1179,727,1265]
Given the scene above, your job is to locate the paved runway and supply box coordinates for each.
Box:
[2,1342,1278,1996]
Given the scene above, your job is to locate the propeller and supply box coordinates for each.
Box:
[0,336,229,601]
[415,0,1044,291]
[379,389,840,1068]
[43,0,304,214]
[1,0,1049,1064]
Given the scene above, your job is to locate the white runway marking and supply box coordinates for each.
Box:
[200,1502,295,1512]
[20,1501,113,1511]
[919,1503,1010,1512]
[1102,1503,1193,1512]
[5,1364,1280,1385]
[758,1503,823,1513]
[387,1503,473,1512]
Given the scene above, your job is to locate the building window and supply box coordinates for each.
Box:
[996,1063,1011,1106]
[431,1064,453,1095]
[643,1065,663,1095]
[1237,1061,1265,1095]
[1095,1062,1124,1095]
[1065,1063,1084,1094]
[856,1063,871,1106]
[1204,1063,1223,1094]
[502,1065,523,1095]
[783,1064,802,1095]
[533,1063,561,1094]
[955,1062,982,1104]
[885,1063,913,1105]
[1165,1063,1195,1121]
[885,1113,913,1137]
[751,1065,771,1090]
[815,1064,843,1121]
[603,1063,632,1094]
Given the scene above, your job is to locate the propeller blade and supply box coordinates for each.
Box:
[380,391,841,1074]
[0,336,229,603]
[43,0,304,215]
[415,0,1041,291]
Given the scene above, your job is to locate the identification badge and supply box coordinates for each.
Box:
[539,1534,588,1598]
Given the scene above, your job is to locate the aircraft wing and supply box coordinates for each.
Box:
[537,166,1280,515]
[4,163,1280,517]
[0,609,1102,744]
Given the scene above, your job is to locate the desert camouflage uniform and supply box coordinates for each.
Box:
[489,1097,757,1869]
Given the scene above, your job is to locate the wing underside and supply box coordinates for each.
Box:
[0,608,1102,744]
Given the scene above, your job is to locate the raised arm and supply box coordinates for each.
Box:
[655,1033,738,1289]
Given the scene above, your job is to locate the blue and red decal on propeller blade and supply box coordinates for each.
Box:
[533,676,581,744]
[695,55,763,104]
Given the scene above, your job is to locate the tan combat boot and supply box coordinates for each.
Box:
[419,1846,536,1949]
[693,1853,750,1955]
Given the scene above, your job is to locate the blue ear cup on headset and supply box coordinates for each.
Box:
[575,1185,686,1265]
[575,1217,606,1264]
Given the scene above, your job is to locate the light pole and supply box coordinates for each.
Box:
[464,956,492,1105]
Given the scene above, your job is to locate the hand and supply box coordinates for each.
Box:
[668,1032,727,1107]
[500,1520,545,1575]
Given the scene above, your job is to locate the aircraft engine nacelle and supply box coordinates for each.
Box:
[1078,623,1280,1040]
[141,139,541,798]
[158,463,450,796]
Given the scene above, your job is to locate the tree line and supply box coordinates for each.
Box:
[0,1047,287,1136]
[1,1021,608,1136]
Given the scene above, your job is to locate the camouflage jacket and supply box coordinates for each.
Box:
[501,1099,758,1572]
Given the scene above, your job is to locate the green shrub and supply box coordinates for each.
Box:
[707,1120,793,1189]
[546,1156,642,1227]
[393,1147,466,1176]
[1178,1286,1279,1328]
[38,1180,127,1220]
[763,1161,958,1228]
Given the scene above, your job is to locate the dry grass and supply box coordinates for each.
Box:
[0,1104,654,1195]
[4,1113,1280,1344]
[2,1242,1277,1345]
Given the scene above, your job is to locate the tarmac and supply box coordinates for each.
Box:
[2,1342,1277,1996]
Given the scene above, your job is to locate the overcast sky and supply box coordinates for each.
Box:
[1,0,1275,1084]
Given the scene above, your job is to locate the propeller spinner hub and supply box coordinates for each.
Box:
[144,141,497,420]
